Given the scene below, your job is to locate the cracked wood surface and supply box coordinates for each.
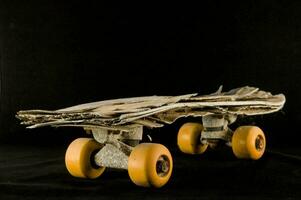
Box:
[16,86,286,129]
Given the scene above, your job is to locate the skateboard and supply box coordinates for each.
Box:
[16,86,285,188]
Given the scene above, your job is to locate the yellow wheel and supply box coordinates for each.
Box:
[65,138,105,179]
[232,126,266,160]
[128,143,173,188]
[177,122,208,154]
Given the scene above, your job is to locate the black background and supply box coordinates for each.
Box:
[1,0,300,145]
[0,1,300,199]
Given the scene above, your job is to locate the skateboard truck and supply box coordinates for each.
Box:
[90,126,170,178]
[85,125,143,170]
[201,114,237,146]
[64,124,173,188]
[178,114,267,161]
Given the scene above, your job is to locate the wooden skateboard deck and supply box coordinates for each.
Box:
[17,86,285,129]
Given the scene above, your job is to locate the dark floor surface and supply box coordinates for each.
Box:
[0,143,300,200]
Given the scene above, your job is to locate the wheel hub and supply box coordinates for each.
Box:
[255,135,264,151]
[156,155,170,177]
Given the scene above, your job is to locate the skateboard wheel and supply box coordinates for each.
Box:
[128,143,173,188]
[232,126,266,160]
[177,123,208,154]
[65,138,105,179]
